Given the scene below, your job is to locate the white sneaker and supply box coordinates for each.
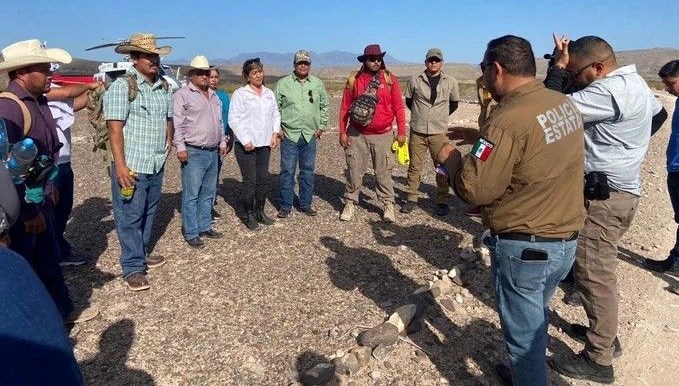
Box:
[383,202,395,223]
[340,201,355,221]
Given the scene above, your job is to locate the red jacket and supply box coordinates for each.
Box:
[339,70,406,136]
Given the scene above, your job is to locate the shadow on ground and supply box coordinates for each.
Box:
[80,319,154,385]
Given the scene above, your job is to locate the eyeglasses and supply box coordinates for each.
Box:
[308,90,313,103]
[366,57,382,63]
[296,61,310,66]
[427,57,442,64]
[569,62,596,79]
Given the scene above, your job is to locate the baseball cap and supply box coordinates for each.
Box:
[294,50,311,64]
[426,48,443,61]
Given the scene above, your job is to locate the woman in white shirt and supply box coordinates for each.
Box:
[228,58,281,230]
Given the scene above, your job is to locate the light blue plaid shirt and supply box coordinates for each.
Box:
[103,66,173,174]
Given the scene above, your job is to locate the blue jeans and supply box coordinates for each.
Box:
[110,163,164,278]
[180,147,218,239]
[667,172,679,265]
[54,162,74,260]
[0,247,84,386]
[8,205,74,318]
[486,235,576,386]
[279,136,317,211]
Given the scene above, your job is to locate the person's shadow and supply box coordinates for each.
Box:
[147,192,181,252]
[80,319,155,385]
[618,246,679,293]
[322,236,506,384]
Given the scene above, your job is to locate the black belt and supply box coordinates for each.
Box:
[186,144,219,151]
[494,232,579,242]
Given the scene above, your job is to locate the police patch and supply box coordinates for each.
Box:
[471,137,494,161]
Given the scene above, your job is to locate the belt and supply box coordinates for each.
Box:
[494,232,579,242]
[186,144,219,151]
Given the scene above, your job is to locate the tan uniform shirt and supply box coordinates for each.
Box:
[453,80,586,238]
[405,71,460,135]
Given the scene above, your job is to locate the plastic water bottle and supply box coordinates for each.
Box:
[0,118,8,162]
[6,138,38,184]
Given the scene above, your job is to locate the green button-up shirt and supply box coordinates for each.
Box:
[103,66,173,174]
[274,73,329,143]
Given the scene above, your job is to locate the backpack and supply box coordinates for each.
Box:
[87,74,169,162]
[349,73,382,126]
[0,92,32,136]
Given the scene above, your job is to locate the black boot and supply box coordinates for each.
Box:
[243,211,259,231]
[548,351,614,384]
[254,199,275,225]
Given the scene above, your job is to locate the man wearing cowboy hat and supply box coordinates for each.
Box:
[0,39,98,324]
[338,44,406,222]
[103,33,174,291]
[173,55,227,249]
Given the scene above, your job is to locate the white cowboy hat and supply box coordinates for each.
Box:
[179,55,213,76]
[0,39,71,73]
[115,33,171,56]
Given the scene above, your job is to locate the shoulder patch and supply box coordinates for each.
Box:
[471,137,495,161]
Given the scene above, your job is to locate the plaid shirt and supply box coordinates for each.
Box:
[103,66,173,174]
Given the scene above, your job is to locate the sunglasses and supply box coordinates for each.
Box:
[296,61,311,66]
[366,57,382,63]
[427,57,442,64]
[193,69,211,76]
[308,90,313,103]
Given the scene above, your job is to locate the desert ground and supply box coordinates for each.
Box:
[61,91,678,386]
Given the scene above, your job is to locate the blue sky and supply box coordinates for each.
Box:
[2,0,677,64]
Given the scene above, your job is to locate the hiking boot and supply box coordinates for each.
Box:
[199,229,224,239]
[186,237,205,249]
[211,208,221,223]
[255,210,275,225]
[340,201,355,221]
[436,203,450,216]
[383,202,396,223]
[146,254,166,268]
[125,272,150,291]
[495,363,513,386]
[465,205,482,217]
[59,254,87,267]
[300,207,317,216]
[570,324,623,358]
[400,201,416,214]
[64,307,100,325]
[277,208,291,218]
[244,212,260,231]
[643,256,675,273]
[548,351,614,384]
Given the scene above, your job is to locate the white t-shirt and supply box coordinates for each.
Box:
[47,85,75,165]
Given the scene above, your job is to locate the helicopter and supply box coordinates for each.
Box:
[84,36,186,92]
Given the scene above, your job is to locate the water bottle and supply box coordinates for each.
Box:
[6,138,38,184]
[0,119,8,162]
[120,170,136,200]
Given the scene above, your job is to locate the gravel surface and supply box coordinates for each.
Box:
[63,93,679,385]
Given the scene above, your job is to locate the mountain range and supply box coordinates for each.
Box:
[170,51,409,68]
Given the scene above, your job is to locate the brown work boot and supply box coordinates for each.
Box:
[125,272,150,291]
[146,254,166,268]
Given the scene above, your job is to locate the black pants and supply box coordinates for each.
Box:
[234,143,271,213]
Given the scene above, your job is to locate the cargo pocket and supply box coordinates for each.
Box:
[509,255,551,292]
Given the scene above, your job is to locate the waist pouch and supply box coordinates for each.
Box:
[584,171,610,200]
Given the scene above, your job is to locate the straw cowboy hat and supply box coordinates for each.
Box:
[115,33,171,56]
[0,39,71,73]
[179,55,213,76]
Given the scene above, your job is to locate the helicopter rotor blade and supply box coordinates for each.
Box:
[155,36,186,40]
[85,42,127,51]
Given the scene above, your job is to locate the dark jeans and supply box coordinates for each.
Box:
[0,247,84,386]
[8,205,74,318]
[234,143,270,212]
[668,172,679,263]
[279,136,317,211]
[54,162,74,260]
[110,163,164,278]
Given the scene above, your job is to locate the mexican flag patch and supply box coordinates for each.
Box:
[471,137,494,161]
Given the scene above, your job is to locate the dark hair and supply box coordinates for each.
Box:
[210,67,220,76]
[659,60,679,79]
[485,35,536,77]
[242,58,263,79]
[569,36,615,63]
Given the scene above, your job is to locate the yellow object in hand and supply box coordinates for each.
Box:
[391,139,409,165]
